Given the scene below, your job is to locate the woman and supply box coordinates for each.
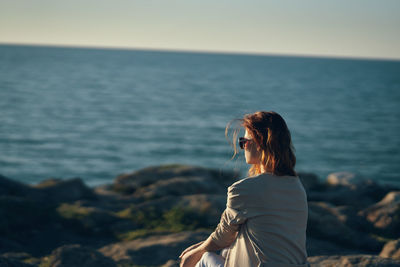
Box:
[179,111,309,267]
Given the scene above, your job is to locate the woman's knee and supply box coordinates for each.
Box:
[196,252,225,267]
[196,252,210,267]
[195,252,206,267]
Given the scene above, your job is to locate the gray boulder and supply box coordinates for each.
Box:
[307,201,382,252]
[42,244,116,267]
[0,196,54,241]
[0,174,42,200]
[0,257,35,267]
[326,172,366,186]
[308,254,400,266]
[99,230,209,266]
[162,259,179,267]
[177,194,227,225]
[306,237,365,257]
[0,238,24,254]
[34,178,97,204]
[308,172,393,209]
[380,239,400,260]
[129,194,227,226]
[359,191,400,237]
[0,174,97,205]
[55,201,124,235]
[0,252,40,266]
[133,176,225,199]
[297,172,323,195]
[112,164,238,195]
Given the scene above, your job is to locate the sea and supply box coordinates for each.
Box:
[1,44,399,187]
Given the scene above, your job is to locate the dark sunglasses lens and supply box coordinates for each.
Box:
[239,137,245,149]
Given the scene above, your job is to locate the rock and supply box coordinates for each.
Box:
[380,239,400,259]
[0,256,35,267]
[0,237,24,253]
[0,195,117,256]
[132,195,182,211]
[297,172,323,194]
[132,193,226,214]
[133,176,225,199]
[306,237,365,257]
[0,174,97,206]
[112,164,238,195]
[359,191,400,237]
[0,196,54,241]
[308,174,392,209]
[129,194,226,227]
[56,201,123,235]
[177,194,227,225]
[0,174,35,196]
[3,165,400,265]
[0,252,40,266]
[99,230,209,266]
[42,244,116,267]
[93,184,126,198]
[307,201,382,252]
[1,252,32,260]
[0,174,43,201]
[34,178,97,204]
[326,172,366,186]
[162,259,179,267]
[308,254,400,266]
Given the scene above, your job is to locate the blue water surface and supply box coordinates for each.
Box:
[0,44,399,186]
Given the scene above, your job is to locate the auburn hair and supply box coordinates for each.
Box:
[226,111,297,177]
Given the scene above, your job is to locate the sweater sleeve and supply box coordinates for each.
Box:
[210,181,249,248]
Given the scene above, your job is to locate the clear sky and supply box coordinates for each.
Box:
[1,0,399,60]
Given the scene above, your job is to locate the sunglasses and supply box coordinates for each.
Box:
[239,137,252,149]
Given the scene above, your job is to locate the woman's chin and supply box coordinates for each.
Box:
[246,160,258,165]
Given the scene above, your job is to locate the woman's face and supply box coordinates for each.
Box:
[244,129,261,165]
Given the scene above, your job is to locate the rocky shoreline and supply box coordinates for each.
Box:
[1,164,400,266]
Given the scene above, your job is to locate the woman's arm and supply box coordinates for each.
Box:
[179,236,221,258]
[179,217,239,267]
[179,241,204,258]
[179,236,223,267]
[180,183,246,266]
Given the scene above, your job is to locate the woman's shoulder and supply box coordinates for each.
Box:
[228,173,267,191]
[229,173,299,191]
[229,175,255,188]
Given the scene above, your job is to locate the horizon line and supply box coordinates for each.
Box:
[1,41,400,62]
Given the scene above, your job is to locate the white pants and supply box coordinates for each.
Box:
[195,252,225,267]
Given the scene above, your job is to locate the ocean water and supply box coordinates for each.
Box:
[1,44,399,187]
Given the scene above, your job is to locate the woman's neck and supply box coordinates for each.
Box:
[260,164,267,174]
[258,165,275,176]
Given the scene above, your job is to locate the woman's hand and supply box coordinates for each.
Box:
[179,246,205,267]
[179,236,222,267]
[179,241,204,259]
